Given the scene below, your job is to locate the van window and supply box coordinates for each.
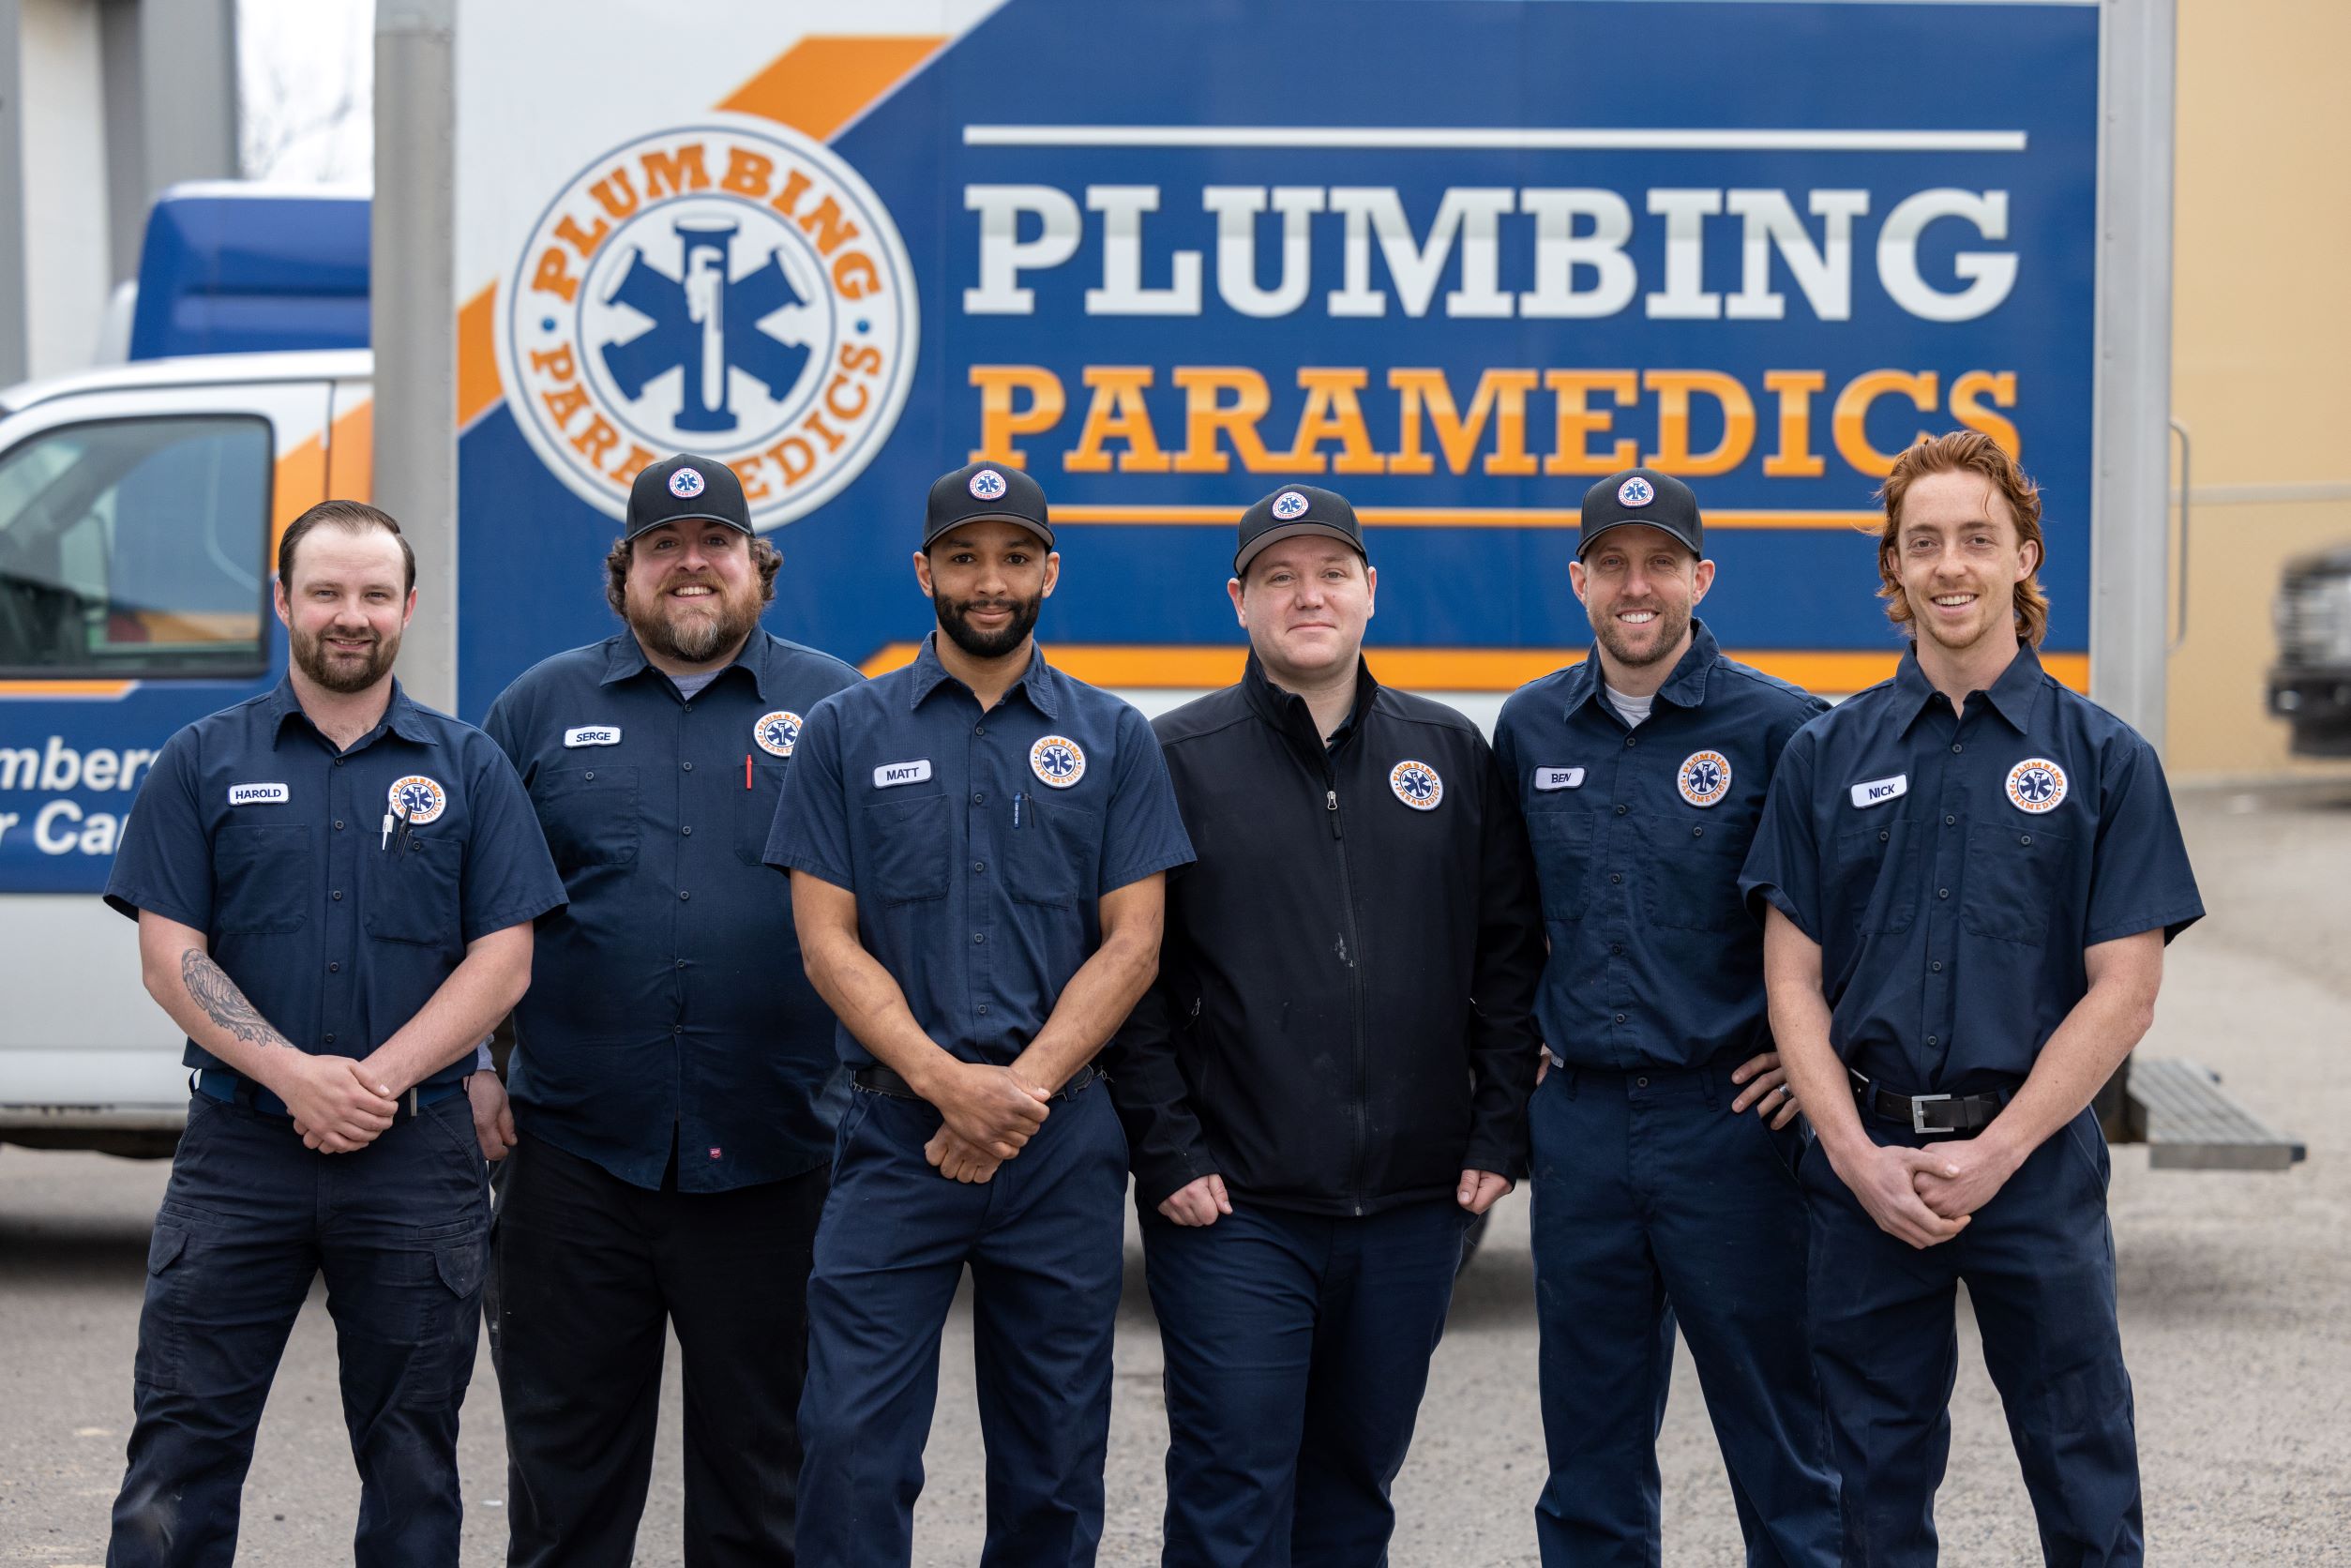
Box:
[0,415,271,676]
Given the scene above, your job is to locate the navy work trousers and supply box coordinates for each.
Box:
[1805,1106,2139,1567]
[1530,1060,1841,1567]
[108,1089,490,1568]
[795,1078,1128,1568]
[1142,1196,1469,1568]
[489,1137,829,1568]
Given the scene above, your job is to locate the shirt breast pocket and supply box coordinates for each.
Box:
[365,837,463,946]
[1006,797,1101,909]
[1832,821,1921,936]
[737,761,786,867]
[861,793,950,904]
[214,824,312,935]
[532,766,640,877]
[1643,819,1753,932]
[1962,822,2072,946]
[1525,808,1592,923]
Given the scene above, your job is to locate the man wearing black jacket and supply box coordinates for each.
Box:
[1110,484,1545,1568]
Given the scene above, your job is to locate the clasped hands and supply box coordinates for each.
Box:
[922,1060,1052,1184]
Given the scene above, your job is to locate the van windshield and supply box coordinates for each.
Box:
[0,415,271,677]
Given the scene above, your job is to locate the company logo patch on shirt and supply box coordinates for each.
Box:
[227,781,289,806]
[753,711,804,758]
[1533,766,1585,792]
[1676,750,1732,808]
[387,775,448,825]
[1030,735,1087,788]
[1849,773,1908,809]
[563,726,623,748]
[2006,758,2068,814]
[1390,759,1443,811]
[873,760,931,789]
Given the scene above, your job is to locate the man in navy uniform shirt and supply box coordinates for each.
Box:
[1494,469,1842,1566]
[477,454,862,1567]
[1743,432,2203,1566]
[1112,485,1545,1566]
[100,501,565,1567]
[765,460,1192,1568]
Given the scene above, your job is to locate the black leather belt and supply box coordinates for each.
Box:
[1848,1068,2011,1138]
[851,1061,1101,1103]
[194,1068,463,1122]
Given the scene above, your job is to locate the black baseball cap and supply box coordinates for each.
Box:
[1579,468,1703,559]
[1234,485,1365,577]
[627,454,752,540]
[925,461,1053,550]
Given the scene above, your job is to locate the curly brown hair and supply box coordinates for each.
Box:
[1875,430,2050,648]
[604,534,782,618]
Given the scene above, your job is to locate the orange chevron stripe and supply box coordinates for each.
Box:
[720,36,948,142]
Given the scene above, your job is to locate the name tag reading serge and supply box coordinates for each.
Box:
[564,726,622,747]
[1533,767,1585,792]
[1850,774,1908,808]
[873,760,932,789]
[227,782,289,806]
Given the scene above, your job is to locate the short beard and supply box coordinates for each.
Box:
[628,579,764,665]
[291,625,399,693]
[1591,599,1691,671]
[936,591,1041,660]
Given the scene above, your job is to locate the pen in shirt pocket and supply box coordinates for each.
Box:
[1012,792,1024,829]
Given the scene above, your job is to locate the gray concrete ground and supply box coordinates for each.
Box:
[3,778,2347,1565]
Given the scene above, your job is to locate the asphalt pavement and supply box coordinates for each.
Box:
[3,778,2346,1565]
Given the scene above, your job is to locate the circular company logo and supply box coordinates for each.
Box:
[2006,757,2068,814]
[1618,475,1655,507]
[970,467,1008,502]
[1271,490,1311,520]
[1030,735,1086,789]
[669,465,705,498]
[753,710,804,758]
[1389,760,1443,811]
[501,116,918,532]
[387,775,448,825]
[1677,750,1732,807]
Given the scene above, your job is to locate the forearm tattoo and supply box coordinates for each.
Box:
[179,950,292,1051]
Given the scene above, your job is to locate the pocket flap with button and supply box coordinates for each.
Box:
[146,1223,189,1275]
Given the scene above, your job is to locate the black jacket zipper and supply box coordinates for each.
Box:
[1325,773,1369,1215]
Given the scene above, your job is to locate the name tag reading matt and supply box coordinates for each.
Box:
[564,726,622,747]
[873,760,932,788]
[1533,767,1586,792]
[1849,774,1908,808]
[227,782,289,806]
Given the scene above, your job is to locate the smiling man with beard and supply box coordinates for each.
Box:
[766,460,1192,1568]
[476,455,863,1568]
[1494,469,1843,1565]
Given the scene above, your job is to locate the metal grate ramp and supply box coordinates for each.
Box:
[2127,1058,2307,1171]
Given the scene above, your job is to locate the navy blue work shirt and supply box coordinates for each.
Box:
[482,630,863,1191]
[104,677,565,1087]
[1494,621,1828,1069]
[1741,644,2203,1093]
[764,634,1194,1067]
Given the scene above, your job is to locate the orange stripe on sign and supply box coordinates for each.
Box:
[327,398,373,504]
[720,36,949,141]
[270,430,329,568]
[856,643,2092,697]
[457,287,502,430]
[0,680,138,698]
[1052,505,1880,532]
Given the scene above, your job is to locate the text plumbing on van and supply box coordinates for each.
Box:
[0,737,160,855]
[958,181,2024,477]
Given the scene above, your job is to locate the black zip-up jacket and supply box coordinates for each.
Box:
[1108,655,1545,1215]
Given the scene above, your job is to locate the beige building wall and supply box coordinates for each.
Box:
[2165,0,2351,778]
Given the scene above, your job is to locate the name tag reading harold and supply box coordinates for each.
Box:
[873,760,932,788]
[564,726,622,747]
[1850,774,1908,808]
[227,782,289,806]
[1533,767,1586,792]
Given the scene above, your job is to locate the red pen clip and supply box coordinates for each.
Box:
[745,754,753,790]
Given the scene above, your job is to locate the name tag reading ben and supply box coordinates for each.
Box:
[1533,767,1585,792]
[873,760,932,789]
[1849,774,1908,808]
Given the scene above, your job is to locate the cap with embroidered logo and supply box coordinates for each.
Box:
[1579,467,1703,560]
[1234,485,1366,577]
[626,454,752,540]
[925,461,1053,550]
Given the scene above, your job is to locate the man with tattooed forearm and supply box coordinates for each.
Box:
[98,502,565,1568]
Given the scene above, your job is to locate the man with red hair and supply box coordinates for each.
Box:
[1742,432,2204,1565]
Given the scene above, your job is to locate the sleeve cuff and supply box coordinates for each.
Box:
[462,897,567,943]
[1744,883,1818,943]
[2086,904,2206,947]
[764,852,853,890]
[102,888,205,928]
[1100,849,1195,896]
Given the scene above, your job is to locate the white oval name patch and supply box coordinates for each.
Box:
[873,760,932,789]
[564,726,622,748]
[1849,774,1908,809]
[1533,766,1585,792]
[227,782,289,807]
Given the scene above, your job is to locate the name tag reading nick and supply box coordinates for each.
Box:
[1533,767,1585,792]
[564,726,622,747]
[1849,774,1908,808]
[227,782,290,806]
[873,760,932,788]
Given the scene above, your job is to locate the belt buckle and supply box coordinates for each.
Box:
[1910,1093,1955,1135]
